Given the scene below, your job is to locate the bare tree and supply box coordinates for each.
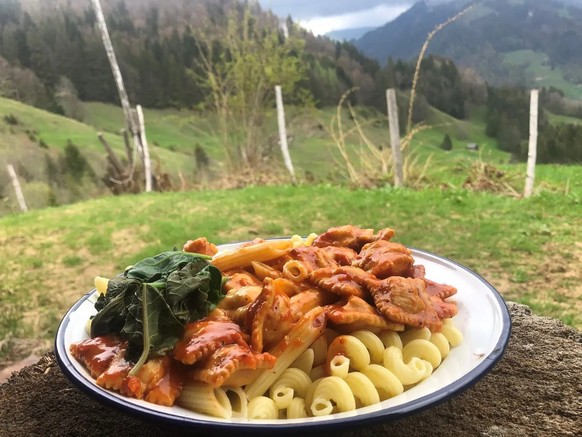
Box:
[195,6,309,171]
[91,0,152,192]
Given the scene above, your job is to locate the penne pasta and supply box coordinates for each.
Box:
[251,260,282,281]
[244,307,327,400]
[282,259,309,282]
[309,334,328,367]
[272,277,302,297]
[212,240,293,271]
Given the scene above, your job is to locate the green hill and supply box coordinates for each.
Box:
[0,95,502,213]
[0,97,203,214]
[5,93,582,216]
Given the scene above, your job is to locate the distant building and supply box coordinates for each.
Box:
[466,143,479,151]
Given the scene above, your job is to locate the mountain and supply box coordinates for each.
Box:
[325,27,375,42]
[353,0,582,100]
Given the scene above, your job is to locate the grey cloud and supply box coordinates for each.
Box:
[256,0,413,19]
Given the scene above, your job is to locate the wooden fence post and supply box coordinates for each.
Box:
[386,89,404,187]
[136,105,152,192]
[275,85,296,184]
[524,89,539,198]
[7,164,27,212]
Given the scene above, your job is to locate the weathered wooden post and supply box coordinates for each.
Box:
[524,89,539,198]
[275,85,296,184]
[136,105,152,192]
[386,88,404,187]
[6,164,27,212]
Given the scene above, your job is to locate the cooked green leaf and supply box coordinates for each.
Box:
[123,283,184,371]
[91,278,141,337]
[165,261,224,324]
[124,251,210,283]
[90,250,225,374]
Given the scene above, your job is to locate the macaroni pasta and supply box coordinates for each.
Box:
[71,226,463,421]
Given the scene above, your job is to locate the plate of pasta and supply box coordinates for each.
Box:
[55,225,511,434]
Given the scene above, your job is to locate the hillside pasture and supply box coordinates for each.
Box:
[502,50,582,101]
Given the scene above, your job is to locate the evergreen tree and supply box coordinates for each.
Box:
[440,133,453,151]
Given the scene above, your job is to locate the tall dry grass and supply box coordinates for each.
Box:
[329,3,475,188]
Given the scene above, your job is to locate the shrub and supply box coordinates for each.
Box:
[3,114,19,125]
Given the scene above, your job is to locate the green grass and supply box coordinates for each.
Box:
[82,102,224,159]
[546,111,582,126]
[0,183,580,359]
[0,97,198,187]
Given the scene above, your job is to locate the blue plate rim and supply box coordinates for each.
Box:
[54,246,511,434]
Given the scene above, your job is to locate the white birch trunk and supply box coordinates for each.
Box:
[7,164,27,212]
[386,89,404,187]
[524,89,539,198]
[275,85,296,184]
[136,105,152,192]
[91,0,136,136]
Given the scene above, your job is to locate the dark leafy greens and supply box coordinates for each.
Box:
[90,251,224,375]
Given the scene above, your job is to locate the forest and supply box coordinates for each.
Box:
[0,0,581,164]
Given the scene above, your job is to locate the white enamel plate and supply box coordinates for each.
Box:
[55,246,511,434]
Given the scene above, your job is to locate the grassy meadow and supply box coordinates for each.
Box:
[0,96,581,365]
[0,182,581,363]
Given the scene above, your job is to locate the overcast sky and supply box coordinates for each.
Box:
[256,0,415,35]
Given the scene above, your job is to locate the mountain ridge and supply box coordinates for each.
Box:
[325,26,375,42]
[352,0,582,100]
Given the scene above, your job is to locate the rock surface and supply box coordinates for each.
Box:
[0,303,580,437]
